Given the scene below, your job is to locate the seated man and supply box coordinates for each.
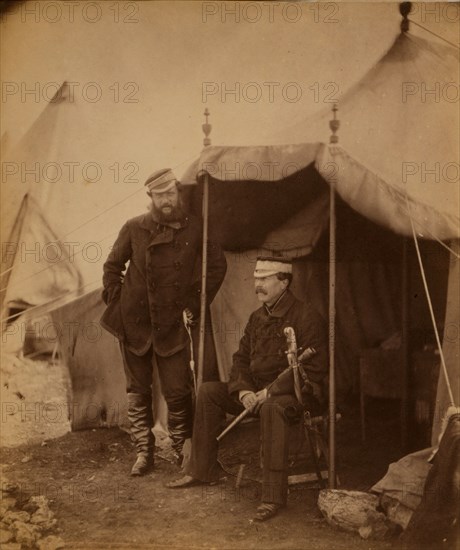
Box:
[167,256,328,521]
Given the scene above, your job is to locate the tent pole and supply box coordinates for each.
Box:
[197,109,212,390]
[328,182,337,489]
[328,104,339,489]
[401,237,410,450]
[197,172,209,390]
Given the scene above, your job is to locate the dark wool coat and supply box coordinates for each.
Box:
[227,290,327,398]
[100,211,227,357]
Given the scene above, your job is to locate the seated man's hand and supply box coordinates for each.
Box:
[253,388,268,413]
[240,389,267,413]
[241,391,257,411]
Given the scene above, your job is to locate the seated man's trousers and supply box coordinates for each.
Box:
[185,381,311,506]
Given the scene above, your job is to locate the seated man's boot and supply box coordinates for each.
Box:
[127,392,155,476]
[167,393,194,465]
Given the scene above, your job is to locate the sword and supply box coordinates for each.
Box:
[183,310,197,394]
[216,407,251,441]
[284,327,303,404]
[216,330,316,441]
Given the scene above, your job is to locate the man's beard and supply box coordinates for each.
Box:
[152,201,184,223]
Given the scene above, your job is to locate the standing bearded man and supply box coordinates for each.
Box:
[101,168,227,476]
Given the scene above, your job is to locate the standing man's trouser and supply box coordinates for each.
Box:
[120,327,219,453]
[120,323,219,399]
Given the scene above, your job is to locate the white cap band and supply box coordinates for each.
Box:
[254,259,292,279]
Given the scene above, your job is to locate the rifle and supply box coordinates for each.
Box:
[216,328,316,441]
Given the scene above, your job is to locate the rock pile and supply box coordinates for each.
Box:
[1,484,65,550]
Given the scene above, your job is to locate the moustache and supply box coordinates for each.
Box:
[255,288,267,295]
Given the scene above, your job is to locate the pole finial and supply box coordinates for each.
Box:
[329,103,340,144]
[399,2,411,33]
[202,108,212,147]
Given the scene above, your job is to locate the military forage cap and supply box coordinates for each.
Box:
[145,168,178,194]
[254,256,292,279]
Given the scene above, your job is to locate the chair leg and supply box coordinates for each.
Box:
[360,390,366,443]
[303,412,327,489]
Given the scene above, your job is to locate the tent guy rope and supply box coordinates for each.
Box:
[405,194,457,408]
[409,18,460,50]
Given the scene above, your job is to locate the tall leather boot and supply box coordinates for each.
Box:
[167,393,194,464]
[127,392,155,476]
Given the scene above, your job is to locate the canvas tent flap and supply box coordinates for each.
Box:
[316,144,460,241]
[185,159,329,254]
[260,192,329,257]
[181,143,322,184]
[371,447,433,511]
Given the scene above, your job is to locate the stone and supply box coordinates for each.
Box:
[24,496,56,529]
[0,497,17,518]
[31,508,56,527]
[12,520,40,547]
[2,511,30,525]
[1,483,19,495]
[23,495,48,514]
[0,528,13,543]
[36,535,66,550]
[318,489,400,540]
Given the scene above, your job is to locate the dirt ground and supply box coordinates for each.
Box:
[1,354,408,549]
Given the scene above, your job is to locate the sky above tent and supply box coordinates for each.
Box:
[1,1,458,176]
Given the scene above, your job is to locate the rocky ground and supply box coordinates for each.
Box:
[1,353,409,549]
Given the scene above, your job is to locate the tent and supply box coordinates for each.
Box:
[0,80,168,320]
[179,27,459,454]
[1,20,458,471]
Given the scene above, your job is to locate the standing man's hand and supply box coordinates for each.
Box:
[183,308,197,326]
